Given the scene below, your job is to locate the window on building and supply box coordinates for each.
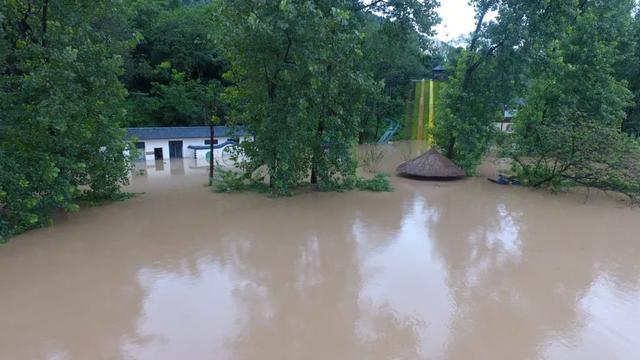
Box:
[204,139,219,145]
[134,142,146,160]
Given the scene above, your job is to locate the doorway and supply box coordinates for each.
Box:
[154,147,163,160]
[169,140,183,158]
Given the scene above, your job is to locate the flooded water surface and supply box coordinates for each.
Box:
[1,144,639,359]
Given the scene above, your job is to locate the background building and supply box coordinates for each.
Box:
[126,126,246,161]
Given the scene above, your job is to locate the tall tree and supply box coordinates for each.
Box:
[216,0,439,194]
[622,5,640,136]
[433,0,638,180]
[508,0,640,198]
[0,0,133,240]
[216,1,363,194]
[433,0,517,172]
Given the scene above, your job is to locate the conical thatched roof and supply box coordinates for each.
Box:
[396,148,466,179]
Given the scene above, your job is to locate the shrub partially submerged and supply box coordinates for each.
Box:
[354,173,394,192]
[211,169,250,193]
[358,145,385,173]
[314,173,393,193]
[211,168,392,194]
[509,136,640,201]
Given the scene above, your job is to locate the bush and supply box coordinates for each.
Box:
[358,145,384,173]
[211,168,248,193]
[355,173,393,192]
[1,1,133,241]
[212,167,393,195]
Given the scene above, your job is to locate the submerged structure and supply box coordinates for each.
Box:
[396,148,465,179]
[126,126,246,161]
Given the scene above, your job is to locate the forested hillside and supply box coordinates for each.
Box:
[120,0,441,137]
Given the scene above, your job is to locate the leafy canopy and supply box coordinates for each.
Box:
[0,0,134,240]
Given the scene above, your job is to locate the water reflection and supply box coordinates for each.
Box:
[354,195,451,359]
[121,259,257,360]
[133,158,208,178]
[0,144,639,359]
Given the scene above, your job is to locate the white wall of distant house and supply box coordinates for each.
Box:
[137,137,242,161]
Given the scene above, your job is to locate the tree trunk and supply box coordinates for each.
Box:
[446,136,456,159]
[310,121,324,184]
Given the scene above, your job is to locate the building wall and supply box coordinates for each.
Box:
[130,158,215,186]
[183,137,232,160]
[140,139,169,161]
[138,137,237,161]
[496,122,514,132]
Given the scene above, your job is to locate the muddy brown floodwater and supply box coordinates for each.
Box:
[1,142,639,360]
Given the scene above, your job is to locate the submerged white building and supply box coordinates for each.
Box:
[126,126,247,161]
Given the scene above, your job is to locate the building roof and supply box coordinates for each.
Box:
[432,65,446,72]
[126,126,245,140]
[396,148,466,179]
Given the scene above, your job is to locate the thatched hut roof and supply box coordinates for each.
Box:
[396,148,466,179]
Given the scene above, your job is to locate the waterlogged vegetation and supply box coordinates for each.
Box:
[435,0,640,199]
[213,0,436,195]
[212,167,392,194]
[3,0,640,241]
[0,1,134,241]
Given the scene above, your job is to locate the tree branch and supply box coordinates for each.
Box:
[354,0,386,12]
[41,0,48,47]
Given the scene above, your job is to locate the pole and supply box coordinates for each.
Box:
[208,124,215,186]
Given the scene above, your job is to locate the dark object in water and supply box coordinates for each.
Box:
[396,148,466,180]
[488,175,520,186]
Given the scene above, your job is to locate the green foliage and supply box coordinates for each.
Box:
[621,5,640,136]
[0,0,134,240]
[79,191,141,208]
[355,173,393,192]
[217,1,368,195]
[211,169,249,193]
[215,0,439,195]
[358,8,440,142]
[127,68,223,126]
[358,145,385,173]
[122,1,227,126]
[211,168,271,194]
[433,0,640,201]
[506,0,640,199]
[433,0,533,174]
[211,168,392,194]
[434,55,503,173]
[313,172,393,193]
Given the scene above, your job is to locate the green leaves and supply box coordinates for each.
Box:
[504,0,640,199]
[121,2,228,127]
[216,0,384,194]
[1,0,134,240]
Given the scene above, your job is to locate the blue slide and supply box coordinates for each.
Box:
[377,121,400,144]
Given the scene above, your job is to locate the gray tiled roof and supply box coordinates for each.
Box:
[126,126,245,140]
